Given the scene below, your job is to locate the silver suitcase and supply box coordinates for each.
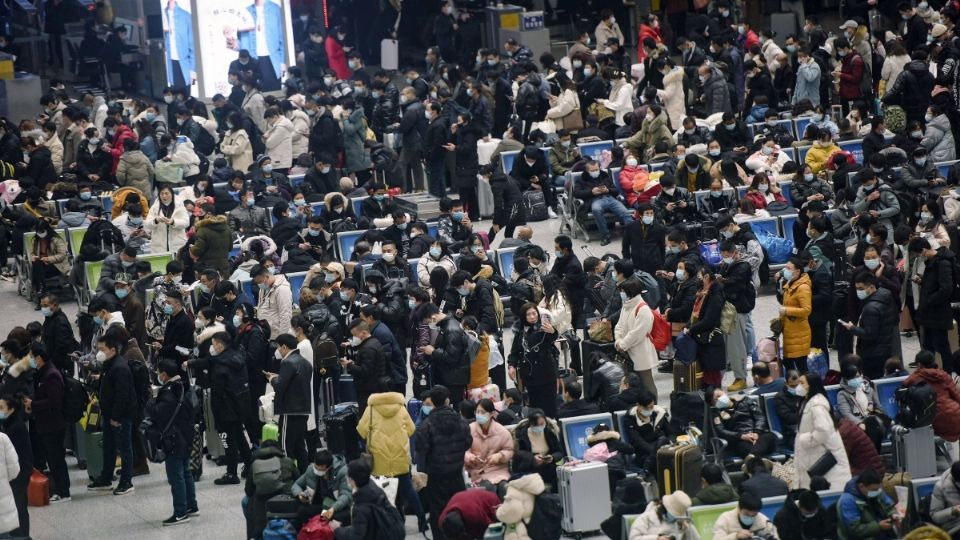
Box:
[394,193,443,221]
[478,174,495,218]
[558,460,611,535]
[893,424,936,478]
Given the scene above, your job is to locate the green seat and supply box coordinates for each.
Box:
[85,253,174,293]
[622,514,642,540]
[67,227,88,255]
[690,502,737,540]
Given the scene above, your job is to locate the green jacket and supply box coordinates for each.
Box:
[290,454,352,512]
[690,482,739,506]
[548,142,579,176]
[189,214,232,277]
[625,112,673,160]
[837,477,897,540]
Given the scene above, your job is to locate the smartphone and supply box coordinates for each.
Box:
[837,319,847,325]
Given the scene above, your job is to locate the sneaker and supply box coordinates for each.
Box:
[657,360,673,374]
[113,482,135,496]
[185,506,200,516]
[87,479,112,491]
[162,514,191,526]
[214,473,240,485]
[548,208,558,219]
[727,378,747,392]
[50,494,72,503]
[600,236,612,246]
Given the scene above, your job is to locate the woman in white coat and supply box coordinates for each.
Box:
[629,490,699,540]
[145,185,190,254]
[220,111,254,173]
[656,58,686,131]
[597,68,634,126]
[545,77,581,132]
[614,279,658,397]
[793,371,852,490]
[263,108,295,171]
[0,432,20,535]
[284,103,311,159]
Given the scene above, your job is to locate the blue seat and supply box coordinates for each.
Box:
[693,188,736,209]
[794,118,812,141]
[241,279,256,305]
[780,214,798,244]
[818,489,844,511]
[838,139,864,164]
[578,140,614,163]
[825,385,841,408]
[558,413,615,460]
[229,245,241,259]
[501,150,519,174]
[779,181,794,206]
[101,195,113,214]
[736,186,748,200]
[288,272,308,304]
[760,494,788,519]
[427,221,438,238]
[648,162,666,173]
[614,410,630,434]
[336,230,365,261]
[290,174,305,188]
[910,476,939,526]
[874,376,906,419]
[497,248,518,284]
[781,147,798,162]
[310,202,325,217]
[936,160,958,178]
[352,196,365,218]
[409,258,419,279]
[761,393,782,434]
[612,168,625,197]
[541,147,553,175]
[796,145,812,163]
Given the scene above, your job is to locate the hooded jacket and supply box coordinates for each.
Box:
[428,316,471,387]
[220,128,253,173]
[465,418,514,484]
[839,417,884,476]
[116,149,154,196]
[615,294,657,372]
[691,482,739,506]
[922,113,957,163]
[264,116,295,169]
[781,273,813,358]
[794,393,852,490]
[189,214,232,277]
[291,454,352,513]
[629,501,700,540]
[849,287,898,360]
[357,392,416,477]
[837,475,896,540]
[916,249,956,330]
[905,367,960,442]
[714,506,777,540]
[414,405,472,475]
[145,198,189,254]
[495,473,546,540]
[701,67,731,116]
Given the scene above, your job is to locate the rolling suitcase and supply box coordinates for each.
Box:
[381,39,399,71]
[337,375,358,405]
[893,425,936,478]
[324,406,361,461]
[73,423,87,468]
[558,461,611,535]
[83,430,104,481]
[656,444,704,498]
[673,360,701,392]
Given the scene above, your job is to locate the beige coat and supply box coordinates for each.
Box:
[629,502,701,540]
[242,90,267,131]
[793,393,852,490]
[145,199,190,254]
[615,294,657,372]
[713,507,779,540]
[265,116,295,169]
[221,129,254,173]
[30,233,70,275]
[658,67,686,131]
[116,150,155,199]
[594,20,624,46]
[356,392,416,477]
[43,133,64,173]
[0,433,20,534]
[495,473,546,540]
[257,274,293,338]
[288,109,311,159]
[545,89,580,131]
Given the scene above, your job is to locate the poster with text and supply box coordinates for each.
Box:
[195,0,295,98]
[160,0,197,95]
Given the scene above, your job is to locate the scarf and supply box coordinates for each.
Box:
[691,280,712,323]
[159,199,175,219]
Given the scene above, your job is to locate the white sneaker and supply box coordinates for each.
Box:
[50,495,72,503]
[548,208,558,219]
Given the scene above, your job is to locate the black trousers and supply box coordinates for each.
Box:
[784,356,808,374]
[459,187,480,221]
[220,420,252,476]
[526,382,557,419]
[40,430,70,497]
[425,469,465,540]
[728,431,778,459]
[280,415,308,474]
[9,476,27,538]
[31,261,61,293]
[445,384,466,410]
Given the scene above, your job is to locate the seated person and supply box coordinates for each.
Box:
[113,203,151,253]
[773,370,804,448]
[622,389,672,472]
[739,457,789,499]
[438,488,501,540]
[436,198,472,248]
[836,360,886,451]
[705,385,778,459]
[691,463,739,505]
[556,379,601,419]
[572,159,635,245]
[359,183,395,227]
[619,151,659,209]
[929,462,960,535]
[548,129,581,185]
[330,458,403,538]
[752,361,785,394]
[628,490,698,540]
[464,399,514,487]
[606,372,646,412]
[839,417,885,477]
[495,452,547,538]
[774,489,837,540]
[745,136,794,175]
[755,108,795,148]
[697,178,736,221]
[712,112,751,153]
[243,439,299,539]
[837,469,899,539]
[714,492,779,539]
[28,221,70,305]
[514,409,563,487]
[289,450,351,526]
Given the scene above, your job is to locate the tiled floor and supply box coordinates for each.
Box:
[2,215,922,539]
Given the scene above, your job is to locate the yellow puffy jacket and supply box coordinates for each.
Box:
[357,392,416,477]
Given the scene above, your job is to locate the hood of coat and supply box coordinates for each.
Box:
[60,211,88,227]
[253,440,286,460]
[508,472,546,496]
[475,265,494,280]
[646,112,668,131]
[803,392,830,415]
[912,367,953,388]
[622,293,644,312]
[629,404,667,426]
[367,391,406,419]
[6,357,31,378]
[197,321,227,343]
[586,429,621,445]
[195,214,228,231]
[905,59,928,76]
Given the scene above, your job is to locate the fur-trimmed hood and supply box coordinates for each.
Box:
[196,321,227,344]
[195,214,228,230]
[586,429,621,445]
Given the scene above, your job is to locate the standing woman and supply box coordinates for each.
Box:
[508,303,559,419]
[793,371,851,490]
[146,185,189,254]
[0,395,28,538]
[446,113,483,222]
[484,164,525,240]
[324,26,350,80]
[779,257,813,373]
[220,111,253,173]
[656,58,685,131]
[341,99,372,184]
[614,279,658,398]
[685,267,725,388]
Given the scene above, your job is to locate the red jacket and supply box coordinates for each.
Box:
[839,418,884,476]
[636,24,662,61]
[905,368,960,442]
[620,166,661,207]
[108,124,138,175]
[325,37,350,80]
[438,488,501,538]
[838,53,865,100]
[744,189,786,210]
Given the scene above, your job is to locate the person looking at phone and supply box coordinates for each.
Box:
[627,489,698,540]
[837,468,900,539]
[289,450,351,526]
[507,303,559,418]
[838,272,899,380]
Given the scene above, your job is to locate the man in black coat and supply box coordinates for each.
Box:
[359,304,406,394]
[840,272,900,380]
[510,145,555,214]
[718,240,756,391]
[774,489,837,540]
[88,334,137,494]
[414,384,472,538]
[557,379,601,419]
[423,102,449,198]
[419,304,470,407]
[803,247,835,357]
[29,343,69,502]
[899,3,931,53]
[908,237,955,366]
[551,235,587,360]
[301,153,339,202]
[154,291,195,366]
[308,97,342,159]
[39,293,78,375]
[450,270,499,336]
[149,359,198,524]
[340,319,385,417]
[268,334,312,474]
[573,160,635,245]
[394,87,427,192]
[622,204,666,277]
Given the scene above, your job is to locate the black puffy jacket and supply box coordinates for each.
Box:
[429,316,471,387]
[710,396,768,443]
[508,322,558,387]
[414,406,472,475]
[188,346,250,426]
[850,287,899,360]
[146,377,195,460]
[99,354,136,421]
[719,259,755,313]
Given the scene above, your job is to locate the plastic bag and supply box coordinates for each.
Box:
[756,230,793,264]
[807,348,828,378]
[698,240,721,268]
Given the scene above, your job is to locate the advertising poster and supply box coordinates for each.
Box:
[160,0,197,94]
[195,0,294,98]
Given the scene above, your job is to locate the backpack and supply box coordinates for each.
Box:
[252,455,285,494]
[719,301,738,334]
[262,518,297,540]
[129,359,152,411]
[634,303,671,352]
[80,219,125,254]
[896,382,937,428]
[517,84,542,121]
[516,275,545,305]
[62,376,88,423]
[369,503,405,540]
[193,127,216,156]
[525,491,563,540]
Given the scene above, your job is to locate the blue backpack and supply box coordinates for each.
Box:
[756,230,793,264]
[698,240,721,268]
[262,519,297,540]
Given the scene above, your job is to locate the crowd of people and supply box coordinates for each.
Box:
[5,0,960,539]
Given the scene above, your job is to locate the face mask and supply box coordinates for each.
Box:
[163,304,174,315]
[294,199,307,207]
[308,229,321,237]
[198,283,210,294]
[867,488,883,498]
[129,217,143,226]
[374,194,386,202]
[79,191,92,201]
[96,351,107,363]
[456,286,469,297]
[863,258,880,270]
[340,291,350,302]
[847,376,864,389]
[475,413,490,425]
[804,173,814,181]
[916,158,927,166]
[911,130,923,138]
[708,149,721,157]
[583,68,593,77]
[275,349,283,360]
[93,315,104,326]
[838,50,847,58]
[716,394,731,408]
[641,215,654,225]
[710,190,722,198]
[782,268,794,281]
[530,425,545,434]
[349,336,362,347]
[864,233,874,244]
[348,60,358,70]
[208,345,221,357]
[89,137,100,146]
[921,212,933,222]
[115,288,128,300]
[619,291,628,303]
[232,314,243,327]
[561,139,571,148]
[588,170,600,179]
[667,246,681,254]
[452,211,464,222]
[740,513,755,526]
[324,272,337,284]
[737,25,745,35]
[721,229,734,239]
[245,196,256,207]
[195,318,208,330]
[813,114,823,122]
[626,158,638,167]
[761,146,774,156]
[722,256,735,265]
[430,247,442,258]
[572,60,583,68]
[856,289,871,300]
[324,77,335,86]
[420,405,434,416]
[37,231,48,239]
[675,268,686,281]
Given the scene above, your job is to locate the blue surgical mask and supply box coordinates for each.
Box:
[294,199,307,207]
[530,425,545,434]
[452,211,464,222]
[262,164,273,174]
[675,269,686,281]
[324,273,337,283]
[848,376,864,389]
[639,408,653,417]
[619,292,628,303]
[162,304,174,315]
[666,246,681,254]
[665,511,677,523]
[339,291,350,302]
[397,222,407,230]
[555,250,563,259]
[867,488,883,498]
[740,513,755,526]
[233,315,242,327]
[40,306,53,318]
[115,288,128,299]
[782,268,794,281]
[198,283,210,294]
[374,194,386,201]
[420,405,434,416]
[407,299,417,309]
[916,158,927,166]
[856,289,869,300]
[804,173,814,181]
[80,192,92,201]
[864,259,880,270]
[129,217,142,226]
[27,356,37,369]
[246,197,256,206]
[308,229,321,237]
[457,287,469,296]
[710,190,722,198]
[475,413,490,424]
[93,315,103,326]
[716,394,731,408]
[642,216,654,225]
[429,247,442,258]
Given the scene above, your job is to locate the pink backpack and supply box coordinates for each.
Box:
[755,337,779,364]
[584,442,619,463]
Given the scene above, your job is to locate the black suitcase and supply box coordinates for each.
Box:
[668,391,706,435]
[266,494,301,519]
[324,406,361,461]
[673,360,701,392]
[656,444,704,498]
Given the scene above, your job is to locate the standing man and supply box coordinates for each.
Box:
[339,320,386,417]
[27,344,70,503]
[424,102,449,198]
[908,237,956,367]
[395,87,426,192]
[39,293,77,375]
[551,235,586,371]
[150,359,198,525]
[266,334,312,474]
[87,335,136,495]
[839,272,900,379]
[250,264,292,339]
[419,304,470,407]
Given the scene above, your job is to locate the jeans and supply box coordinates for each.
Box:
[100,418,133,484]
[280,415,308,474]
[589,196,634,238]
[40,430,70,497]
[165,455,197,517]
[394,473,426,523]
[922,327,954,372]
[427,159,446,198]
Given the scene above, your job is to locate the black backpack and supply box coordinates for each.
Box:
[369,502,405,540]
[129,359,152,412]
[525,491,563,540]
[62,375,88,423]
[192,127,216,156]
[896,382,936,428]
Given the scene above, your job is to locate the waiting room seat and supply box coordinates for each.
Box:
[558,412,615,460]
[287,271,308,306]
[936,160,958,178]
[621,514,641,540]
[838,139,864,164]
[578,140,614,163]
[689,502,738,540]
[779,214,798,245]
[759,494,788,519]
[778,181,794,206]
[908,476,940,527]
[794,118,813,141]
[290,174,305,188]
[67,227,89,256]
[352,196,366,218]
[335,230,365,261]
[796,145,812,163]
[85,252,173,296]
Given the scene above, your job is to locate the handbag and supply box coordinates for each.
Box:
[560,107,584,131]
[807,452,837,478]
[772,458,796,488]
[141,384,185,463]
[588,319,613,343]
